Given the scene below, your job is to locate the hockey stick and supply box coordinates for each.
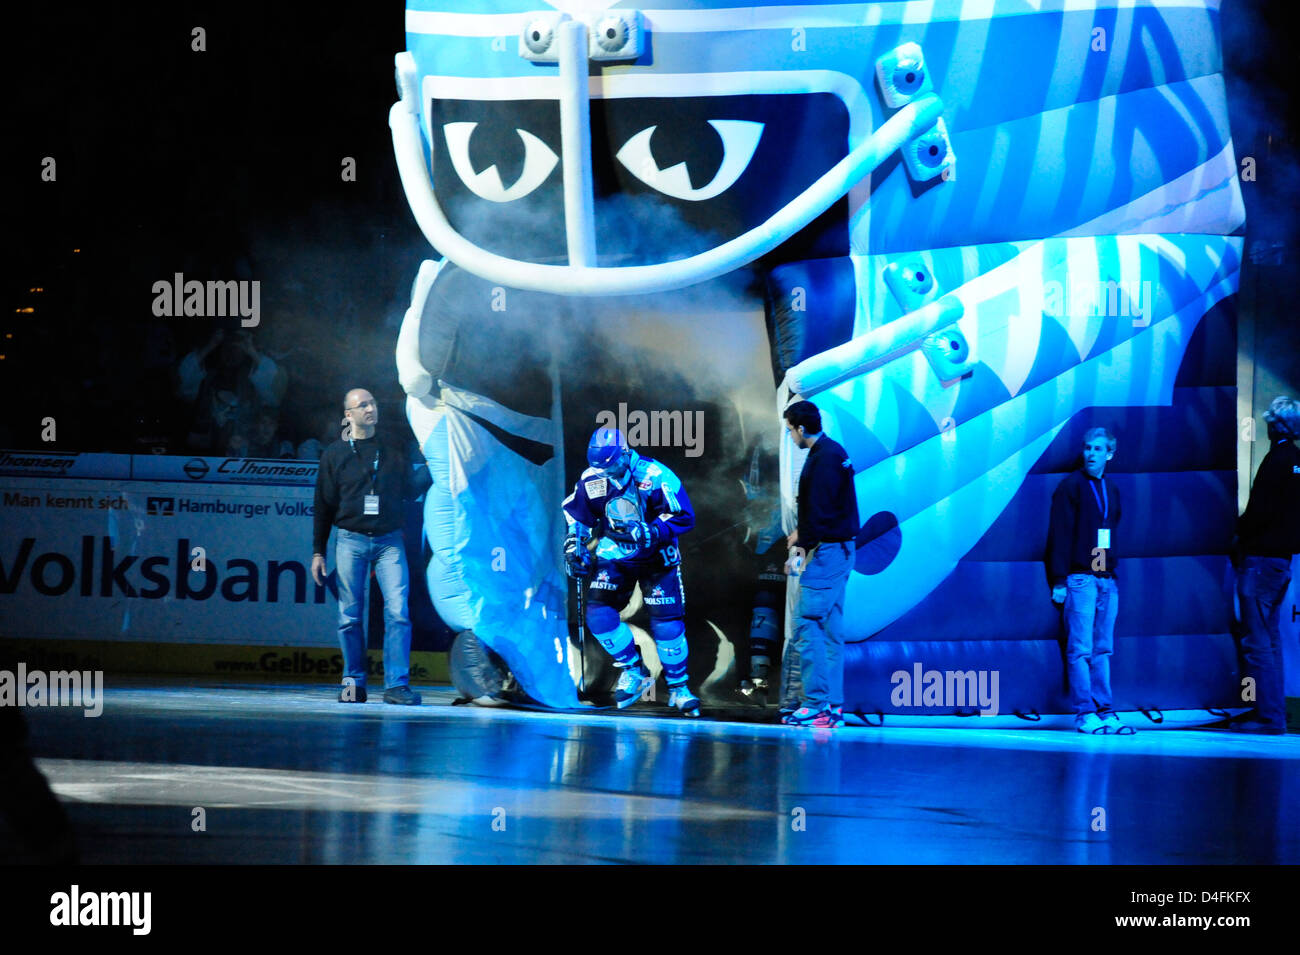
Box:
[576,564,587,694]
[575,530,602,696]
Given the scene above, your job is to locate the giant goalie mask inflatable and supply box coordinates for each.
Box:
[391,1,1245,714]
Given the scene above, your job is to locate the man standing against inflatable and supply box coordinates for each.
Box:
[1047,427,1132,734]
[562,428,701,716]
[782,401,859,728]
[1231,396,1300,735]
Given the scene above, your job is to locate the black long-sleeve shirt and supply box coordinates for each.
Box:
[1238,437,1300,558]
[796,434,860,550]
[1046,469,1123,585]
[312,432,432,554]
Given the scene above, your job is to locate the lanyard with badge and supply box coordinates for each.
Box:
[1089,478,1110,550]
[350,438,380,516]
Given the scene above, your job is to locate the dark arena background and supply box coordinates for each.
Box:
[3,0,1298,927]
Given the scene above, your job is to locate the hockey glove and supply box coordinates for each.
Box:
[607,518,663,551]
[563,535,592,579]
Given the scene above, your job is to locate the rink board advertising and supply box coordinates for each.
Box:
[0,451,447,681]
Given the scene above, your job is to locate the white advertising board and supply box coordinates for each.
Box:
[0,454,336,646]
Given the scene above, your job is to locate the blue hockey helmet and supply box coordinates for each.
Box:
[587,427,631,478]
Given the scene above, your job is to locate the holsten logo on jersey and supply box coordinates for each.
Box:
[590,569,617,590]
[0,537,334,604]
[644,584,675,606]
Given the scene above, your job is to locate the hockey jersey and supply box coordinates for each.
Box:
[562,452,695,563]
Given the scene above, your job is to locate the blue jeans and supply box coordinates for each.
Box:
[793,541,854,710]
[1236,556,1291,731]
[334,528,412,690]
[1064,573,1118,716]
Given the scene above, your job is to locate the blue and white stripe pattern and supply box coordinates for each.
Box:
[395,0,1243,691]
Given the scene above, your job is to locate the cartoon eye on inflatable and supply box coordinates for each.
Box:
[883,256,939,314]
[615,120,763,202]
[592,15,626,53]
[876,42,932,108]
[522,17,557,57]
[913,126,949,170]
[921,326,974,381]
[442,122,559,203]
[893,58,925,96]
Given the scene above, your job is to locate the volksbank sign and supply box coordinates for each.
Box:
[0,463,339,646]
[1,537,332,604]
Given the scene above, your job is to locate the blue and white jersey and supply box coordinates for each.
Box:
[563,452,695,563]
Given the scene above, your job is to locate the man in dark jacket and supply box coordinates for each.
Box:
[782,400,859,728]
[311,388,431,705]
[1231,396,1300,735]
[1047,427,1132,734]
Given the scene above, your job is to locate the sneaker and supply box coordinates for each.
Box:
[777,699,799,722]
[383,685,422,706]
[750,660,770,690]
[1099,711,1135,735]
[1075,712,1105,734]
[613,666,654,709]
[818,705,845,729]
[668,684,701,717]
[338,683,367,703]
[783,705,823,726]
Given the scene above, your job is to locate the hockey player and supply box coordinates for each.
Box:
[562,427,701,716]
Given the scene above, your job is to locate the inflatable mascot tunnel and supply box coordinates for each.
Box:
[390,1,1245,716]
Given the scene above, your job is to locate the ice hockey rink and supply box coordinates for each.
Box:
[13,680,1299,865]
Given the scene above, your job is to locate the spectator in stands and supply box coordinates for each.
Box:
[176,328,286,453]
[298,406,349,460]
[243,411,294,458]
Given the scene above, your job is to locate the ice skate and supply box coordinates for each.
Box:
[668,684,701,717]
[613,665,654,709]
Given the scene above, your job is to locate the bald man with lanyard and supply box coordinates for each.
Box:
[312,388,430,705]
